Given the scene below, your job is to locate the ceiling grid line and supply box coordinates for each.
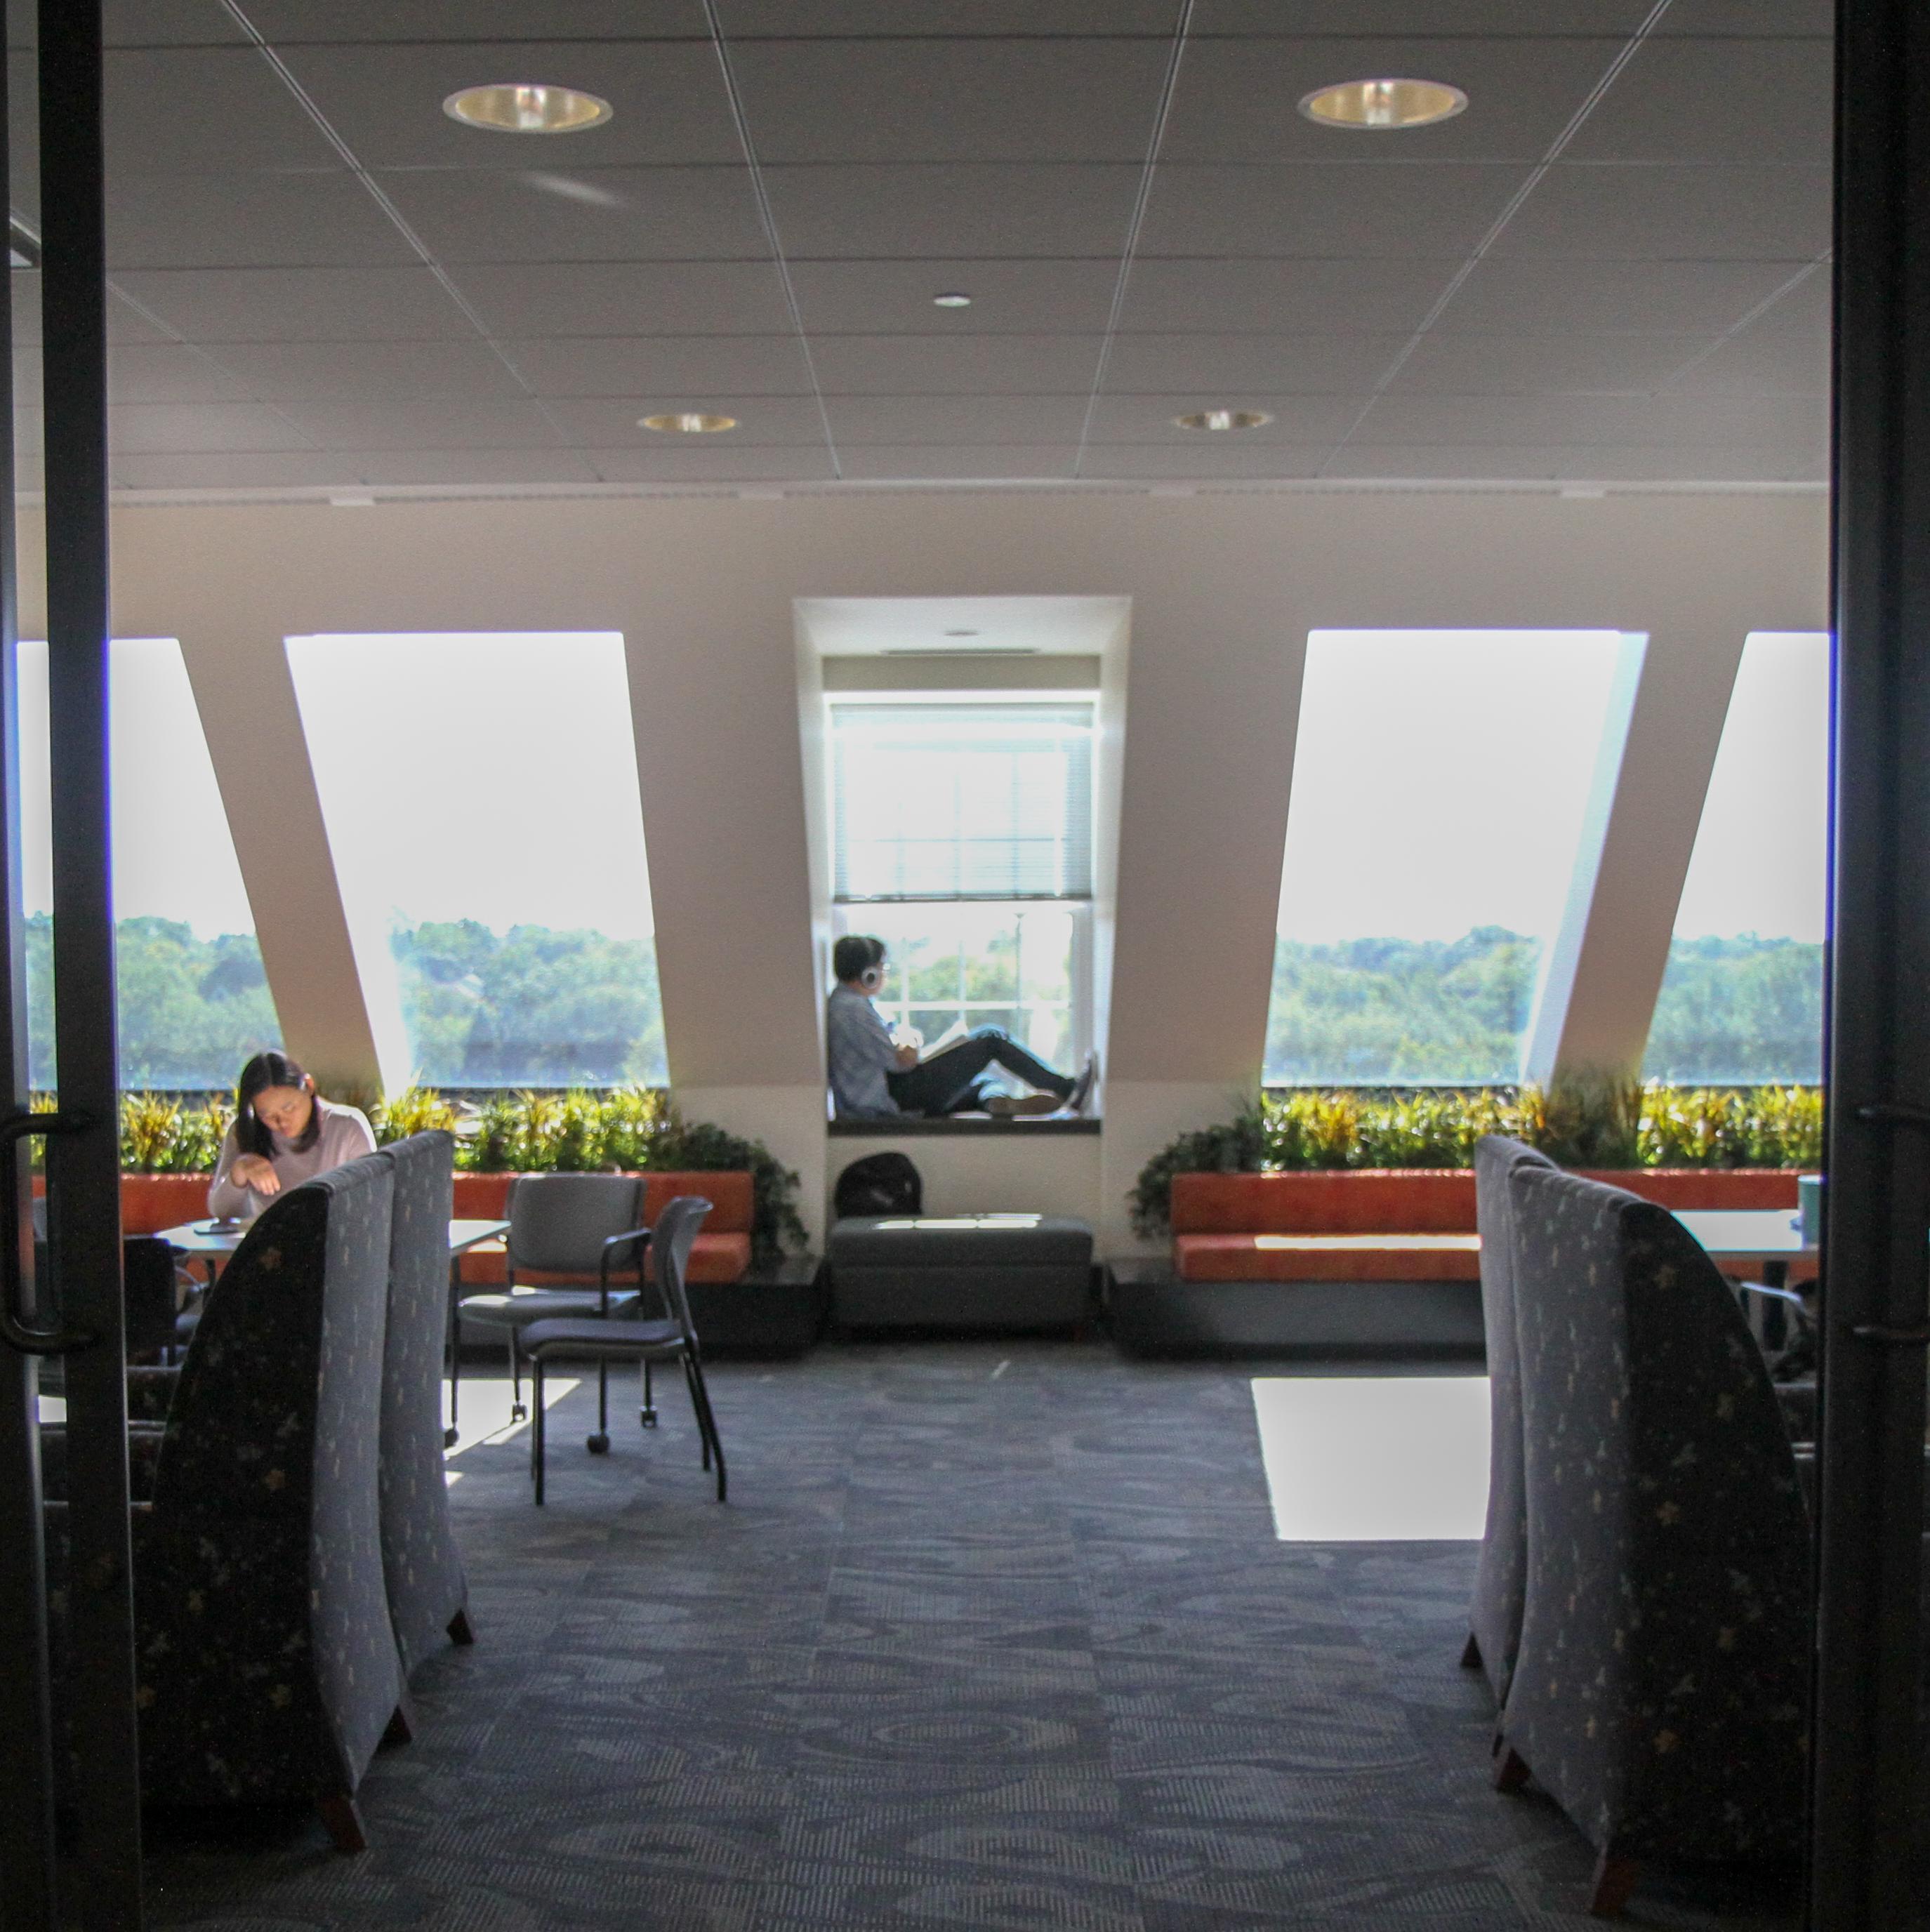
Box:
[1316,0,1680,477]
[701,0,842,479]
[218,0,580,461]
[1070,0,1194,482]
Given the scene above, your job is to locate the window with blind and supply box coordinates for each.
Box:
[831,703,1094,903]
[828,699,1095,1071]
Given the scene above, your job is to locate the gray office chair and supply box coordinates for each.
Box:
[523,1196,721,1505]
[454,1172,649,1450]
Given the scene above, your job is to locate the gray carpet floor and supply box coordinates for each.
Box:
[144,1340,1802,1929]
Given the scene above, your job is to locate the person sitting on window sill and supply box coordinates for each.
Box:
[207,1050,378,1222]
[825,932,1097,1121]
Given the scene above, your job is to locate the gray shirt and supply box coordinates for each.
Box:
[826,983,904,1119]
[208,1097,378,1220]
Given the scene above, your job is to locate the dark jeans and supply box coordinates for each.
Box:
[887,1026,1074,1118]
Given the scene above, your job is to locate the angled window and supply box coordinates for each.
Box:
[1266,630,1629,1085]
[287,633,666,1088]
[16,637,280,1090]
[830,699,1094,1069]
[1644,631,1827,1084]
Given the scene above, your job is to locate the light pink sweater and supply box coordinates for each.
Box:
[206,1097,378,1221]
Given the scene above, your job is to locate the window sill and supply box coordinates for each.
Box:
[828,1114,1100,1138]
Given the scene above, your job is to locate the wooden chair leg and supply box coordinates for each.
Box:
[1460,1632,1482,1670]
[1588,1849,1641,1919]
[381,1695,416,1748]
[316,1792,367,1853]
[447,1606,476,1646]
[1493,1745,1531,1794]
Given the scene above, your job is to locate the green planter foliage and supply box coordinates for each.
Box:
[1131,1081,1825,1239]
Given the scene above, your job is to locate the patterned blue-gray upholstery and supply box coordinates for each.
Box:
[1466,1134,1556,1704]
[1500,1165,1810,1867]
[376,1132,471,1679]
[44,1155,404,1821]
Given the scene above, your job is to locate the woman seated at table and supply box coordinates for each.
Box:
[207,1051,377,1222]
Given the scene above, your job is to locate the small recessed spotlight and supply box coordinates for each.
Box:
[944,628,980,637]
[444,84,613,134]
[1175,409,1271,432]
[640,411,738,434]
[932,291,972,308]
[1299,78,1467,130]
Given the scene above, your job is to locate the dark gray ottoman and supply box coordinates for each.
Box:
[829,1214,1094,1331]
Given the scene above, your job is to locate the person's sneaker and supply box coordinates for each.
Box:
[985,1092,1060,1118]
[1064,1052,1099,1116]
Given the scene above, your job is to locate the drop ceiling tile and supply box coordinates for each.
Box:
[105,343,260,404]
[13,280,179,348]
[821,395,1090,443]
[206,338,531,401]
[107,171,415,271]
[243,1,706,38]
[1564,37,1833,164]
[14,454,40,492]
[1116,257,1457,334]
[13,404,37,453]
[346,449,608,485]
[1321,442,1823,482]
[1387,331,1712,394]
[107,454,372,490]
[454,260,791,336]
[835,445,1080,479]
[1191,1,1651,29]
[1085,392,1365,443]
[1085,443,1333,479]
[1663,322,1830,397]
[789,259,1121,335]
[1348,390,1827,446]
[727,39,1169,164]
[1165,37,1626,164]
[588,443,836,482]
[760,164,1142,258]
[1099,334,1406,394]
[1493,162,1830,260]
[505,334,814,397]
[277,399,573,450]
[1654,0,1830,31]
[1137,164,1530,260]
[277,40,739,169]
[1441,256,1816,333]
[111,267,475,341]
[374,166,769,263]
[1742,263,1830,336]
[104,50,342,172]
[107,402,317,454]
[809,333,1102,395]
[104,2,252,46]
[544,393,828,446]
[718,1,1176,31]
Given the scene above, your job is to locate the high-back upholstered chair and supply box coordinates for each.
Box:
[1463,1134,1556,1703]
[455,1172,648,1437]
[1497,1165,1811,1917]
[377,1132,474,1679]
[44,1155,408,1853]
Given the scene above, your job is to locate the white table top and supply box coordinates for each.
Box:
[1677,1208,1813,1262]
[155,1216,510,1256]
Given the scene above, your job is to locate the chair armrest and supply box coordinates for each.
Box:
[599,1226,653,1313]
[1739,1280,1809,1310]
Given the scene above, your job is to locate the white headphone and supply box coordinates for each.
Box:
[859,963,885,992]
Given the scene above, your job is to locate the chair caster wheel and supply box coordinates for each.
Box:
[587,1433,610,1454]
[443,1427,459,1448]
[640,1409,658,1429]
[510,1403,527,1423]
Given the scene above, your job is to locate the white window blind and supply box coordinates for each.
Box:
[832,702,1095,902]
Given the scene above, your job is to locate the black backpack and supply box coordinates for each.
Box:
[834,1151,923,1219]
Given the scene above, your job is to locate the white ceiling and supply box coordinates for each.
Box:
[5,0,1832,498]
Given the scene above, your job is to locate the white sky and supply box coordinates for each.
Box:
[18,637,256,934]
[1671,633,1830,942]
[286,632,655,941]
[1278,630,1627,944]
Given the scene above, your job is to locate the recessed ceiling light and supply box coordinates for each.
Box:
[640,412,738,434]
[944,628,980,637]
[444,84,613,135]
[1299,78,1467,130]
[932,292,972,308]
[1175,409,1271,432]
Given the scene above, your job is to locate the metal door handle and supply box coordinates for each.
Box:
[1857,1103,1930,1129]
[0,1107,95,1355]
[1850,1325,1930,1346]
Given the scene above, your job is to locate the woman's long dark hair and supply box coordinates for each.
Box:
[234,1051,320,1159]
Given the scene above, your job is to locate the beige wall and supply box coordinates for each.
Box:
[17,485,1827,1252]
